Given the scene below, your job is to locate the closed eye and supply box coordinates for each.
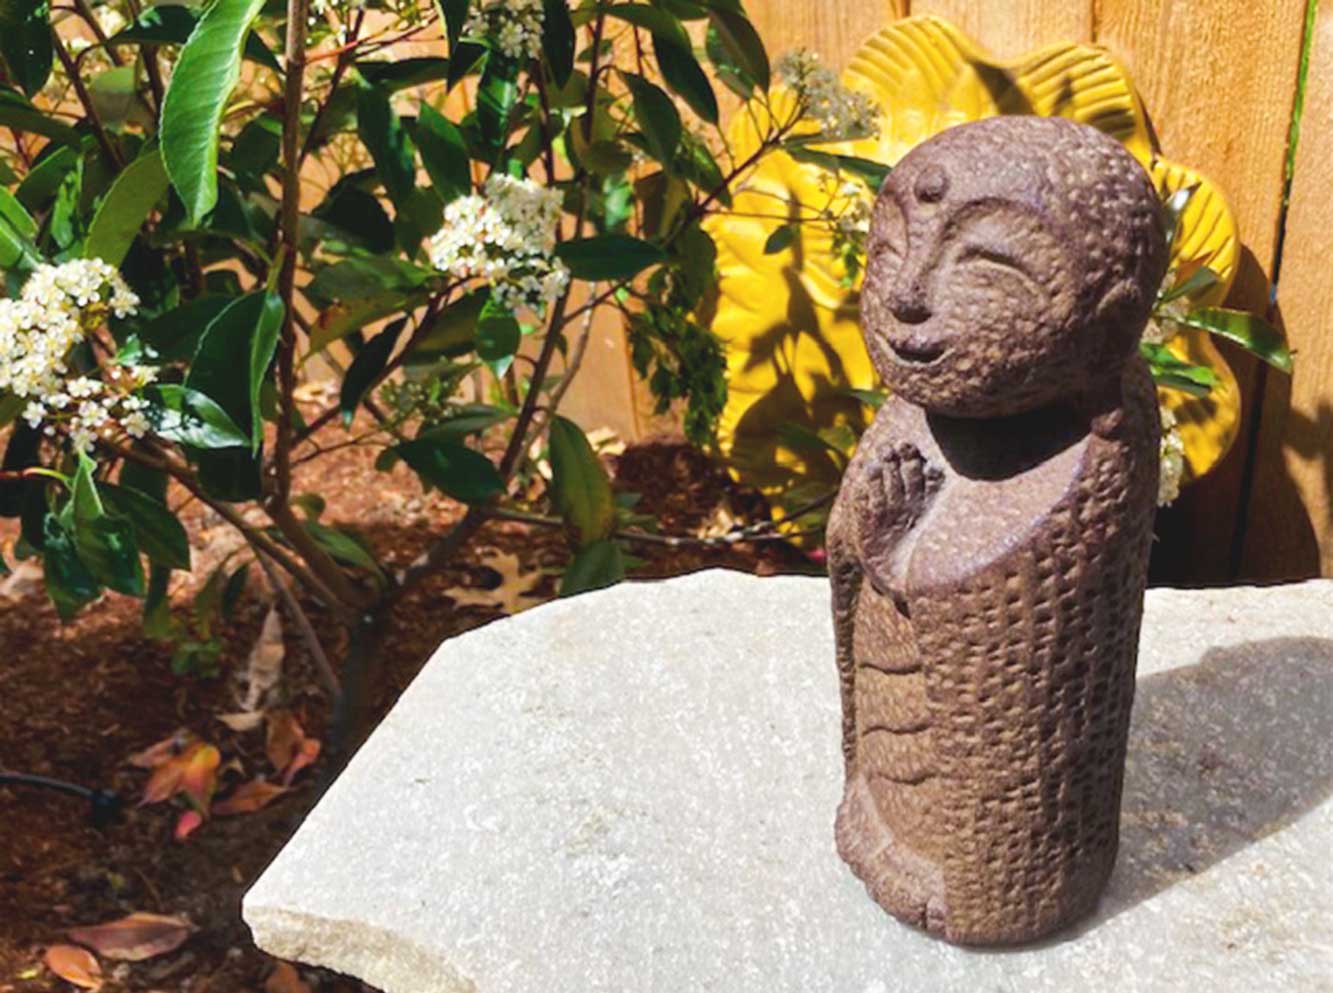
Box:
[958,244,1034,282]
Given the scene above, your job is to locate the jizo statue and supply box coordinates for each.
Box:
[827,116,1168,945]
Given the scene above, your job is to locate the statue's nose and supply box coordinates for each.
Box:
[889,278,932,325]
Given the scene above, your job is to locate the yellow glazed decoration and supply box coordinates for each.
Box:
[706,15,1241,509]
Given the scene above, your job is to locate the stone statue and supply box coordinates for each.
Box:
[827,116,1168,945]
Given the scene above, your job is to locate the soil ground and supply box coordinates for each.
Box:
[0,415,813,993]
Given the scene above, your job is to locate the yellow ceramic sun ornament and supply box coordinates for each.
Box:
[705,14,1242,513]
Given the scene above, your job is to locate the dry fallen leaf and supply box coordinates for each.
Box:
[264,961,313,993]
[68,913,195,962]
[444,549,546,614]
[127,730,196,770]
[264,710,304,773]
[44,945,102,990]
[265,711,321,784]
[213,778,288,816]
[280,738,320,786]
[216,711,266,733]
[0,559,44,602]
[238,605,285,714]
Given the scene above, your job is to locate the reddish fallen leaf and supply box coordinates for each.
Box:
[68,912,195,962]
[44,944,102,990]
[280,737,321,786]
[265,710,304,774]
[178,743,221,813]
[214,778,288,816]
[140,741,220,810]
[174,809,204,841]
[127,730,195,770]
[264,961,312,993]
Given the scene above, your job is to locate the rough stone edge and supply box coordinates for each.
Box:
[244,901,477,993]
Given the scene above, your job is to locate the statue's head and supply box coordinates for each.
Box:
[861,116,1168,418]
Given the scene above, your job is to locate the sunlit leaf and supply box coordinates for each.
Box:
[548,415,615,547]
[160,0,267,222]
[83,149,169,267]
[1176,307,1293,373]
[43,944,102,991]
[213,778,288,815]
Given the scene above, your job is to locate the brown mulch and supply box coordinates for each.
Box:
[0,423,812,993]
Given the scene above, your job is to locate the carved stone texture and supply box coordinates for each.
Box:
[828,115,1168,945]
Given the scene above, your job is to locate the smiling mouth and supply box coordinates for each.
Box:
[887,336,947,364]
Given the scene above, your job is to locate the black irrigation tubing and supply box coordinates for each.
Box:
[0,771,123,828]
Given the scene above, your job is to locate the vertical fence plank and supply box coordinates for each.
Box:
[1240,1,1333,578]
[1093,0,1307,581]
[907,1,1092,52]
[746,0,904,67]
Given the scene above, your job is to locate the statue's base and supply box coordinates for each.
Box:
[244,571,1333,993]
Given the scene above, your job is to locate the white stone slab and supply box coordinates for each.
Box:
[244,570,1333,993]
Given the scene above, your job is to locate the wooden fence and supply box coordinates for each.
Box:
[564,0,1331,583]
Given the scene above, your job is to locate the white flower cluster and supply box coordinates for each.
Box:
[1158,405,1186,506]
[776,49,880,142]
[428,174,570,314]
[0,259,154,454]
[465,0,545,61]
[1144,293,1190,345]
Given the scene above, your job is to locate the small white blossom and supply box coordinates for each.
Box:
[465,0,545,61]
[428,174,570,315]
[776,49,880,142]
[0,259,153,452]
[1158,405,1186,506]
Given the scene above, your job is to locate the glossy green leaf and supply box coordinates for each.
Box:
[556,234,666,280]
[305,255,432,305]
[605,4,690,47]
[340,318,405,423]
[100,483,190,571]
[476,299,521,363]
[310,290,431,351]
[136,295,233,362]
[0,186,41,271]
[415,102,472,205]
[624,73,681,166]
[187,290,284,452]
[548,415,615,547]
[304,520,384,579]
[65,454,145,597]
[1159,265,1220,304]
[785,145,891,188]
[559,538,625,597]
[0,0,52,97]
[405,288,487,360]
[416,404,511,442]
[706,9,768,91]
[476,54,519,161]
[141,384,250,449]
[83,149,169,267]
[43,514,101,619]
[159,0,267,223]
[357,81,417,205]
[439,0,469,48]
[541,0,575,86]
[357,57,451,90]
[395,437,503,503]
[1176,307,1294,373]
[653,34,718,124]
[312,184,396,253]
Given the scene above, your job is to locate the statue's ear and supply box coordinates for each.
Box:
[1088,277,1148,371]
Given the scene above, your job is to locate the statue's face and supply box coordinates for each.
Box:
[862,161,1083,417]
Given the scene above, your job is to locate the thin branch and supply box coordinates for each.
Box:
[50,29,122,167]
[253,547,342,701]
